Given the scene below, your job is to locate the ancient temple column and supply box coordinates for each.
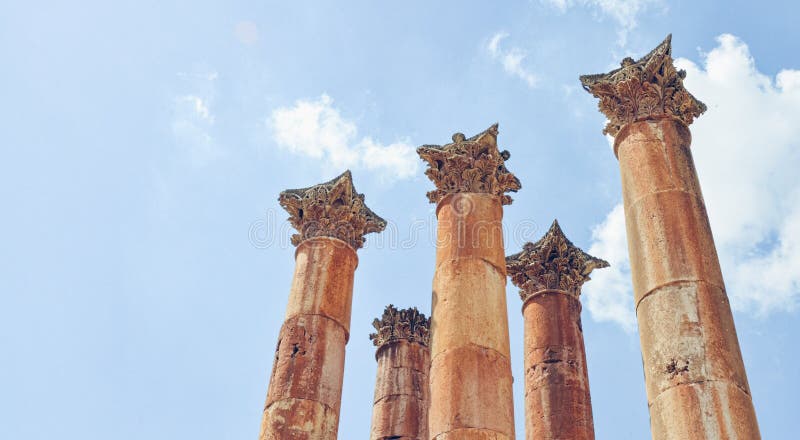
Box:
[506,220,608,440]
[418,124,521,440]
[580,35,761,439]
[259,171,386,440]
[368,305,431,440]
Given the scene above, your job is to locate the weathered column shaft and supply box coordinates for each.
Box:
[417,125,520,440]
[259,171,386,440]
[369,306,431,440]
[581,35,760,439]
[617,120,759,438]
[523,293,592,439]
[431,193,514,439]
[507,220,606,440]
[260,238,357,439]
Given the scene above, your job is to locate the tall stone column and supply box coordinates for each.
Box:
[368,305,431,440]
[418,124,521,440]
[506,220,608,440]
[259,171,386,440]
[580,35,761,439]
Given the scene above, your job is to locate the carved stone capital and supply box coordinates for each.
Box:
[417,123,521,205]
[506,220,609,301]
[278,170,386,250]
[369,304,431,348]
[580,34,707,137]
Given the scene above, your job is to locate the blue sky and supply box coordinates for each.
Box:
[2,1,799,438]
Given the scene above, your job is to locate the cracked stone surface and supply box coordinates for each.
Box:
[259,237,359,440]
[581,35,760,439]
[507,222,605,440]
[369,331,431,440]
[427,191,516,440]
[617,120,760,439]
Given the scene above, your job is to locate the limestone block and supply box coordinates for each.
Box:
[431,258,510,359]
[286,237,357,336]
[636,280,750,401]
[435,193,506,273]
[428,345,515,437]
[625,189,725,303]
[265,314,347,410]
[649,381,761,440]
[260,397,339,440]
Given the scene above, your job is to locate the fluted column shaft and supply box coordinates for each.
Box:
[260,237,358,440]
[522,291,593,440]
[429,193,515,440]
[370,340,431,440]
[616,119,760,439]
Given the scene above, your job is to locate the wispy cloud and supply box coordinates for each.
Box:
[171,71,221,165]
[584,34,800,330]
[540,0,663,45]
[269,94,418,181]
[486,32,538,88]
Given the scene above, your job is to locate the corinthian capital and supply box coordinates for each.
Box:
[580,34,707,137]
[278,170,386,250]
[369,304,431,348]
[506,220,609,301]
[417,123,521,205]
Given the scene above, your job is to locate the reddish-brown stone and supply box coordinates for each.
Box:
[616,119,760,439]
[259,237,358,440]
[370,340,431,440]
[506,220,606,440]
[429,193,516,440]
[522,292,593,440]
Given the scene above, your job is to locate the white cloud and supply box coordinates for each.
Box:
[171,72,221,165]
[585,203,637,331]
[178,95,214,123]
[270,94,418,181]
[540,0,662,45]
[486,32,538,88]
[585,34,800,329]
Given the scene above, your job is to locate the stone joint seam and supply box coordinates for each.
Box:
[433,427,511,439]
[521,290,582,310]
[523,343,582,353]
[283,312,352,343]
[373,393,428,405]
[263,395,337,414]
[613,117,691,158]
[376,364,430,375]
[634,278,727,314]
[434,256,508,281]
[627,187,706,214]
[647,378,753,408]
[430,342,511,365]
[375,340,430,361]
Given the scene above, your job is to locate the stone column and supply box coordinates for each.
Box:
[259,171,386,440]
[418,124,521,440]
[507,220,608,440]
[580,35,761,439]
[368,305,431,440]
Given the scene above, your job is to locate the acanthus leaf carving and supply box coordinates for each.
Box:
[278,170,386,250]
[417,123,521,205]
[579,34,707,137]
[369,304,431,348]
[506,220,609,301]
